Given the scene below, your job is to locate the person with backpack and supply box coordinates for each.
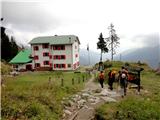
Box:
[108,70,116,90]
[98,71,105,88]
[119,66,128,97]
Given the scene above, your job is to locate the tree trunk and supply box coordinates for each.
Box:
[100,50,102,62]
[111,35,113,61]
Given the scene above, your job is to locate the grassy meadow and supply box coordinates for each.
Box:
[1,71,89,120]
[95,61,160,120]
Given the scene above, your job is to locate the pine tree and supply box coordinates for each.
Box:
[10,36,18,59]
[106,23,120,61]
[1,27,19,62]
[1,27,12,61]
[97,33,109,61]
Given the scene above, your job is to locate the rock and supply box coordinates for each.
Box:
[64,110,72,115]
[78,99,86,105]
[94,88,102,93]
[72,95,81,102]
[83,105,89,109]
[101,97,117,102]
[88,98,95,103]
[100,89,110,96]
[68,100,74,107]
[82,93,90,98]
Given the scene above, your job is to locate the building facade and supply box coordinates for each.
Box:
[9,50,32,71]
[29,35,80,71]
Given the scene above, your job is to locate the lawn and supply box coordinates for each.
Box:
[95,62,160,120]
[1,71,89,120]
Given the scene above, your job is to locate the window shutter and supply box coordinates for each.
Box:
[54,55,56,59]
[64,55,66,59]
[54,64,56,68]
[58,46,61,50]
[43,61,45,65]
[43,53,44,56]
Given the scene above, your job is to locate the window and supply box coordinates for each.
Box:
[43,61,49,65]
[42,44,49,49]
[34,55,39,60]
[54,64,66,68]
[68,64,71,68]
[34,46,39,51]
[61,55,66,59]
[53,45,65,50]
[50,63,53,67]
[75,54,78,58]
[61,45,65,50]
[43,52,49,57]
[53,55,66,60]
[49,55,52,59]
[35,63,40,67]
[62,64,66,68]
[56,64,59,68]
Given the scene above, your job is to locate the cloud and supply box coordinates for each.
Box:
[1,2,61,33]
[131,33,160,47]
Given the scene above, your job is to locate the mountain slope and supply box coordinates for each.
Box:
[115,45,160,68]
[79,49,110,66]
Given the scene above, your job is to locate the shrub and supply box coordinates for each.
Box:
[124,62,130,67]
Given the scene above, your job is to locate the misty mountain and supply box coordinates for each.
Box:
[115,45,160,68]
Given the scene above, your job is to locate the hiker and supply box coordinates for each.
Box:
[108,70,116,90]
[98,71,105,88]
[119,67,128,97]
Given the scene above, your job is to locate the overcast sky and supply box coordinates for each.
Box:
[1,0,160,54]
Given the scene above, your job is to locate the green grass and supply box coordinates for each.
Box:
[95,61,160,120]
[1,71,90,120]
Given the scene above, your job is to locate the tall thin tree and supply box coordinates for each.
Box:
[106,23,120,61]
[97,33,108,62]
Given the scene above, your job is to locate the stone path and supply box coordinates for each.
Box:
[62,73,121,120]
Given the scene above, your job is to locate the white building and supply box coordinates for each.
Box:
[29,35,80,71]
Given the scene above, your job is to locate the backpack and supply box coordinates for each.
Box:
[99,73,104,79]
[121,73,126,78]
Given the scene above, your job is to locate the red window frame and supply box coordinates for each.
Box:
[58,55,61,60]
[75,54,78,58]
[54,64,56,68]
[50,63,53,67]
[61,55,66,59]
[52,45,65,50]
[43,52,49,57]
[35,63,40,67]
[34,46,39,51]
[34,55,39,60]
[43,61,49,65]
[49,55,52,59]
[42,44,49,49]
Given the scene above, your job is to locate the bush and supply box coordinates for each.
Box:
[104,62,112,68]
[124,62,130,67]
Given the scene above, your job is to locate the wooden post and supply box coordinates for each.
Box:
[83,75,85,82]
[72,78,74,85]
[78,77,80,84]
[86,74,88,80]
[61,78,64,86]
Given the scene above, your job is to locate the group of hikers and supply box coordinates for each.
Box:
[98,66,128,97]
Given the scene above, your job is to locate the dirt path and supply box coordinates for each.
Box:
[62,73,120,120]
